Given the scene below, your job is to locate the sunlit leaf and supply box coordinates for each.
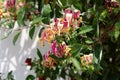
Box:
[93,44,103,64]
[31,16,44,26]
[71,57,81,70]
[17,7,25,26]
[85,38,93,44]
[43,4,52,16]
[79,26,93,34]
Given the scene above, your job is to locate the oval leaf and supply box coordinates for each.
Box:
[29,26,35,39]
[37,48,43,61]
[13,31,21,45]
[79,26,93,34]
[25,75,35,80]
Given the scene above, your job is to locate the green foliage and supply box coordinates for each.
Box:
[4,71,14,80]
[1,0,120,80]
[17,7,25,26]
[37,48,43,61]
[31,16,44,26]
[43,4,52,16]
[13,31,21,45]
[29,26,35,39]
[25,75,35,80]
[79,26,93,34]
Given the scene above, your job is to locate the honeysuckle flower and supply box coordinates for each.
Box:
[40,27,57,45]
[6,0,16,8]
[64,8,73,23]
[64,8,81,30]
[2,12,10,18]
[57,22,64,35]
[73,10,80,19]
[65,12,73,23]
[51,40,57,55]
[81,54,93,66]
[44,51,51,61]
[51,41,71,58]
[55,18,70,35]
[64,8,73,14]
[0,9,3,16]
[43,51,56,68]
[19,1,26,7]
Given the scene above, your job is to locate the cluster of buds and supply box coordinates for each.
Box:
[81,54,93,67]
[43,51,56,68]
[43,41,71,68]
[51,41,71,58]
[5,0,16,8]
[40,8,82,45]
[105,0,119,12]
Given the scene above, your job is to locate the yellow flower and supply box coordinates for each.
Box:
[43,57,56,68]
[65,46,71,53]
[40,27,57,45]
[78,17,82,23]
[81,54,93,67]
[61,27,70,34]
[2,12,10,18]
[0,9,3,16]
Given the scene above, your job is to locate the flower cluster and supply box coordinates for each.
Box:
[81,54,93,66]
[39,8,93,69]
[40,8,82,45]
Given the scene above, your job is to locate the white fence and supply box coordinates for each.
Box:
[0,27,49,80]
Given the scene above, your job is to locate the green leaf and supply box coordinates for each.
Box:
[6,71,14,80]
[93,44,103,64]
[50,54,64,61]
[71,44,82,57]
[85,38,93,44]
[31,16,44,26]
[25,75,35,80]
[79,26,93,34]
[37,48,43,61]
[13,32,21,45]
[29,26,35,39]
[43,4,52,16]
[100,10,107,20]
[114,31,119,40]
[114,21,120,39]
[71,57,81,70]
[17,7,25,26]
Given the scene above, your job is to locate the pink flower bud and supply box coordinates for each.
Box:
[73,10,80,19]
[63,21,69,27]
[6,0,16,8]
[64,8,73,14]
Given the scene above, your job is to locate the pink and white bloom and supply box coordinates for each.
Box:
[6,0,16,8]
[44,51,51,61]
[64,8,73,23]
[51,41,66,58]
[73,10,80,19]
